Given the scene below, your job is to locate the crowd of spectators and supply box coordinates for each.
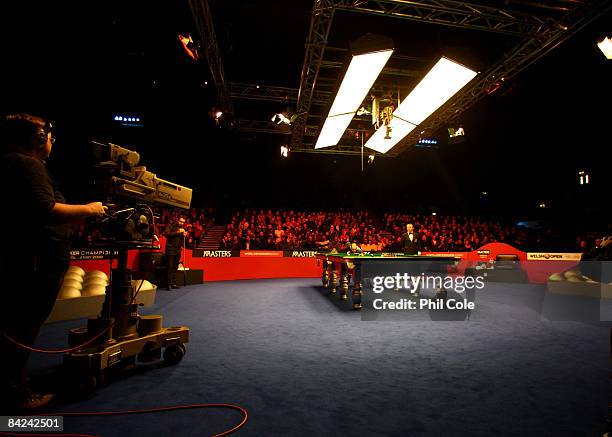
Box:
[383,213,527,252]
[218,209,528,252]
[220,209,387,251]
[157,207,215,249]
[71,205,603,253]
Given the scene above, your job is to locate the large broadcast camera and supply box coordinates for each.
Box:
[89,140,192,244]
[91,140,192,210]
[64,141,193,392]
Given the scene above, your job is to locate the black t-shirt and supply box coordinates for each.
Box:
[0,152,73,263]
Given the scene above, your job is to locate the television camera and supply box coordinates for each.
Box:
[63,141,193,391]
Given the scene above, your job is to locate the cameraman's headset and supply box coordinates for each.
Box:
[33,120,55,150]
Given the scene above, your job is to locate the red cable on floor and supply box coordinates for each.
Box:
[0,403,248,437]
[0,328,110,354]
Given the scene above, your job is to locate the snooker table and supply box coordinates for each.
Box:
[316,252,460,309]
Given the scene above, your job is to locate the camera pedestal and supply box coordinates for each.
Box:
[62,244,190,392]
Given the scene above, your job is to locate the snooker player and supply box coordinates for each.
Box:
[347,241,362,255]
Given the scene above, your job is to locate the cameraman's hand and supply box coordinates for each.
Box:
[88,202,107,217]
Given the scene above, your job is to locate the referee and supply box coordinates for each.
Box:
[400,223,421,255]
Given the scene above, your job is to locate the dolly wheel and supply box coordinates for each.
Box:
[75,374,101,394]
[163,343,186,365]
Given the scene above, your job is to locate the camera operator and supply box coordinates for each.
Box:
[0,113,106,411]
[165,216,187,290]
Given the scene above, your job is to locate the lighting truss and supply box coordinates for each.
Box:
[290,0,612,155]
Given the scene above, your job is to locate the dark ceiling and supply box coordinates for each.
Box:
[1,1,611,224]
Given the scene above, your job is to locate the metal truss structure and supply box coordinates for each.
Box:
[189,0,611,155]
[333,0,558,37]
[290,0,612,156]
[236,120,382,157]
[237,120,320,136]
[229,83,331,105]
[188,0,233,113]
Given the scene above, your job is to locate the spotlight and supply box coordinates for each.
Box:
[209,107,224,125]
[280,145,289,158]
[448,126,465,144]
[449,127,465,137]
[272,113,291,125]
[178,34,200,61]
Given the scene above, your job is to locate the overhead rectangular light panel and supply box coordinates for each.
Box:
[314,49,393,149]
[364,57,477,154]
[598,36,612,59]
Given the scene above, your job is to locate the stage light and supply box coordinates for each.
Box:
[597,36,612,59]
[315,48,393,149]
[179,34,199,61]
[215,111,223,119]
[272,113,291,125]
[432,212,437,216]
[364,57,477,153]
[578,170,590,185]
[448,126,465,137]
